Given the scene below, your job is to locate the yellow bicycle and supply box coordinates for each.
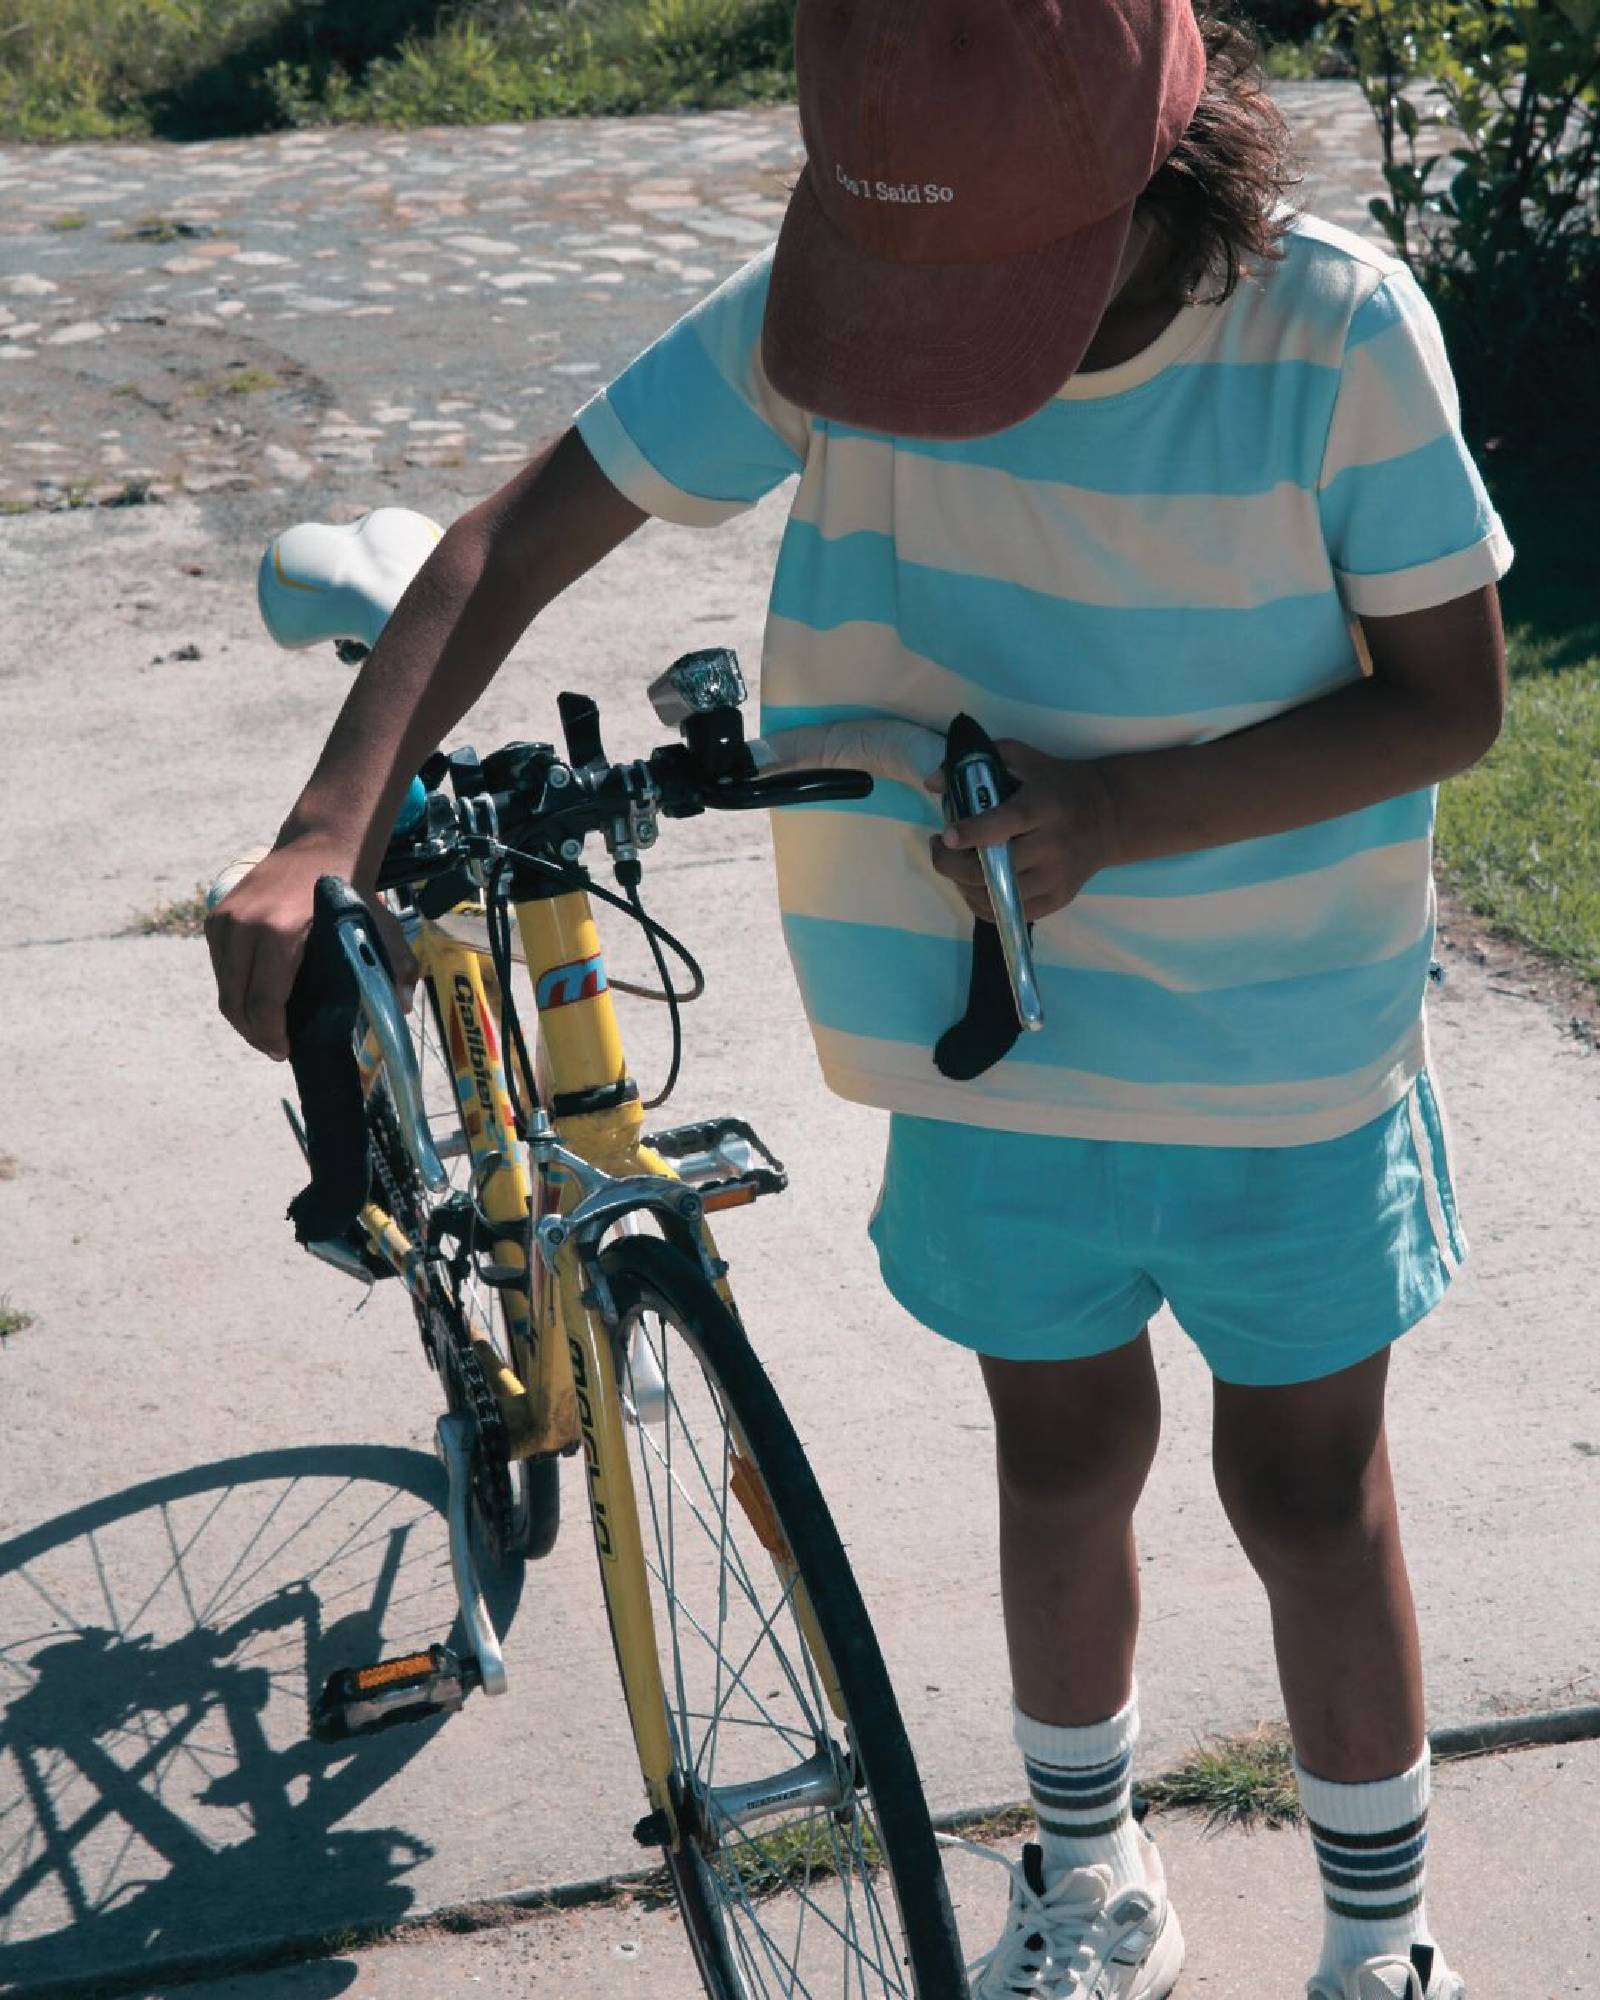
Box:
[239,507,969,1999]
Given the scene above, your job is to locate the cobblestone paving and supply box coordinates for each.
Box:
[0,85,1391,510]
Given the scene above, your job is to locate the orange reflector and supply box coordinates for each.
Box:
[730,1452,792,1562]
[353,1653,433,1691]
[702,1183,759,1213]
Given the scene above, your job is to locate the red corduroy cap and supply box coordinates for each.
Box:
[762,0,1207,439]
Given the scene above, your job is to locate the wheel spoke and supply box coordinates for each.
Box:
[607,1248,942,1998]
[631,1346,822,1764]
[634,1367,809,1688]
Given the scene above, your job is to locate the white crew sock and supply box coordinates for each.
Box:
[1013,1681,1146,1892]
[1293,1746,1436,1973]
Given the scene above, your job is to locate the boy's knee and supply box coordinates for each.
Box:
[993,1400,1159,1517]
[982,1335,1161,1516]
[1214,1442,1385,1579]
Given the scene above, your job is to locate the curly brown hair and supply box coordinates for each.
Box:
[1136,0,1304,304]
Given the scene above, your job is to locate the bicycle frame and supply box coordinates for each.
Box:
[350,874,847,1847]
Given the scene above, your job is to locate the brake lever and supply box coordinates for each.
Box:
[942,717,1044,1033]
[284,878,446,1245]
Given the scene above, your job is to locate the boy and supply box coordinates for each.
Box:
[209,2,1510,1993]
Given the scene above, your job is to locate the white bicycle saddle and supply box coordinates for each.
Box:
[258,508,444,651]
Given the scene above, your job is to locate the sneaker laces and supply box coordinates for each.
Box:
[938,1834,1114,1996]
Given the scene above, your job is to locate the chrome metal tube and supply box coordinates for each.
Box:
[435,1412,507,1698]
[977,844,1045,1032]
[336,922,448,1191]
[703,1748,851,1836]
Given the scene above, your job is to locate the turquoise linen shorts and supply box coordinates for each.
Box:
[867,1071,1466,1387]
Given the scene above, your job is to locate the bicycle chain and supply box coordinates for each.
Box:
[367,1089,520,1564]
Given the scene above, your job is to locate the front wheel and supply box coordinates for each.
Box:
[599,1236,966,1999]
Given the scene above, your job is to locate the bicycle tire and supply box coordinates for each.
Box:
[597,1235,965,1999]
[368,981,559,1567]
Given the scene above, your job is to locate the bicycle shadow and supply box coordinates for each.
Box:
[0,1445,525,1998]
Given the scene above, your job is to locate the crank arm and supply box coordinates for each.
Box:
[435,1412,508,1698]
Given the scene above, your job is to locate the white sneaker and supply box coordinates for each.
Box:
[940,1829,1184,1998]
[1306,1942,1466,1999]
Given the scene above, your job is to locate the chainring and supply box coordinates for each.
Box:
[434,1304,519,1567]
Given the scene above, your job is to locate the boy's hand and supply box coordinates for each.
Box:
[206,840,418,1062]
[925,740,1117,923]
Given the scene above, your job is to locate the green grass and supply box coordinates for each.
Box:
[7,480,101,511]
[1260,29,1353,80]
[0,0,797,141]
[1435,456,1600,994]
[195,365,281,396]
[1138,1723,1301,1832]
[115,214,209,244]
[0,1299,36,1340]
[1439,665,1600,986]
[124,888,210,938]
[720,1816,885,1900]
[1261,40,1322,79]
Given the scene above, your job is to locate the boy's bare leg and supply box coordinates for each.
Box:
[979,1332,1162,1725]
[1210,1347,1425,1779]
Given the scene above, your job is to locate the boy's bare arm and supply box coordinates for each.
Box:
[933,583,1506,922]
[207,427,646,1058]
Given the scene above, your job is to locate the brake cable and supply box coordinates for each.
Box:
[484,845,705,1122]
[626,880,684,1112]
[484,857,539,1144]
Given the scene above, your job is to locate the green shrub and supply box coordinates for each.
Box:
[1334,0,1600,450]
[351,19,545,125]
[640,0,791,71]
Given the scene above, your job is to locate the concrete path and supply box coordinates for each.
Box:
[3,86,1597,2000]
[113,1743,1600,1998]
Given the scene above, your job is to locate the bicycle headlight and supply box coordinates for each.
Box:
[648,649,747,726]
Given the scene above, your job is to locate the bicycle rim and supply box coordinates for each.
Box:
[601,1237,964,2000]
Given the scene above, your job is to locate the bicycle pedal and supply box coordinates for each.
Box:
[305,1228,395,1285]
[644,1115,788,1210]
[310,1645,479,1742]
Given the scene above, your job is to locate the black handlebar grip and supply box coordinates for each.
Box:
[283,877,392,1246]
[703,769,875,811]
[936,715,1031,1081]
[943,712,1020,807]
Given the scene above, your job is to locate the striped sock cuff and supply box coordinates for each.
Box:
[1012,1680,1139,1771]
[1293,1747,1431,1922]
[1014,1684,1139,1841]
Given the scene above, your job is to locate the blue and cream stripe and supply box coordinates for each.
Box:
[574,211,1512,1147]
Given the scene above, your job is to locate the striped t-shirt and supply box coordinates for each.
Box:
[575,214,1513,1146]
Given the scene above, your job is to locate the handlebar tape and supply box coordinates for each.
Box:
[934,715,1034,1082]
[284,876,393,1246]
